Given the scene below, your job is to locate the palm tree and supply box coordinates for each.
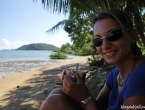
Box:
[34,0,145,46]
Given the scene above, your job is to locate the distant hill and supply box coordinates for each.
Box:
[16,43,60,51]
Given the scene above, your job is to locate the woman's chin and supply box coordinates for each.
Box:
[105,60,115,65]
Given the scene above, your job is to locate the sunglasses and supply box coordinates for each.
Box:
[92,29,129,47]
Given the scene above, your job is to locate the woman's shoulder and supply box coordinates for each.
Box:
[136,55,145,68]
[135,60,145,71]
[107,67,119,80]
[110,67,119,75]
[128,58,145,80]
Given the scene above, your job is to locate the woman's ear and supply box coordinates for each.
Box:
[130,29,138,44]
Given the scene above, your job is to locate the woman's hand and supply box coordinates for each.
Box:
[55,70,86,85]
[55,70,75,85]
[62,70,91,101]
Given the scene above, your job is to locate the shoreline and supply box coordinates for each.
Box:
[0,56,91,110]
[0,57,81,78]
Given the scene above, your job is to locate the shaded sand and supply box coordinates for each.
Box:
[0,56,95,110]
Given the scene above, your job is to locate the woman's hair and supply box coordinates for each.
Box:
[93,9,142,57]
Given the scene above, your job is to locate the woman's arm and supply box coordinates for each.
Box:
[123,96,145,110]
[96,84,110,110]
[62,71,110,110]
[84,84,110,110]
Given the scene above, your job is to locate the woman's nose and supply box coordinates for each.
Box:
[102,39,111,48]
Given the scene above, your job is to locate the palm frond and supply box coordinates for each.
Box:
[46,19,75,34]
[106,0,110,9]
[40,0,70,15]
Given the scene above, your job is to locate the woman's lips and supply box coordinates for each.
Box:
[103,50,118,57]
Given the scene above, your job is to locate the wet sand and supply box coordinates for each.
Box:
[0,59,75,78]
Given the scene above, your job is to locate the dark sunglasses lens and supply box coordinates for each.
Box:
[92,38,102,47]
[92,29,123,47]
[107,29,123,41]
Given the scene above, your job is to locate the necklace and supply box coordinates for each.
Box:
[118,57,139,87]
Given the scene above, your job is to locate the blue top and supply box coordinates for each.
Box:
[106,62,145,110]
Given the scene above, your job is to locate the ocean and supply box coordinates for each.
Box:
[0,50,80,78]
[0,50,78,61]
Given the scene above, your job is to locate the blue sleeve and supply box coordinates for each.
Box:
[106,68,118,90]
[124,64,145,100]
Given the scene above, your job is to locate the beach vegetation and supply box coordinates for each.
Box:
[60,42,95,56]
[49,51,67,59]
[60,42,104,66]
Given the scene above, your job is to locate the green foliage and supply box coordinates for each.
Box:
[16,43,60,51]
[64,18,93,48]
[61,43,71,50]
[60,43,75,54]
[79,43,94,55]
[60,42,97,56]
[49,52,67,59]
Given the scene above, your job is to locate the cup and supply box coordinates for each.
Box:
[65,69,84,78]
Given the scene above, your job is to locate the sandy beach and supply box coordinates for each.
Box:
[0,56,97,110]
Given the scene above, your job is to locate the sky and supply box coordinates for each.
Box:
[0,0,71,50]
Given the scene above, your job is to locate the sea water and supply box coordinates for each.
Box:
[0,50,80,78]
[0,50,78,61]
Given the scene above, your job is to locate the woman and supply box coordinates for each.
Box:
[40,9,145,110]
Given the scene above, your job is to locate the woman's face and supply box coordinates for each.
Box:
[93,18,133,65]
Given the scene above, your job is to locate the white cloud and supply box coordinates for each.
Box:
[0,39,29,50]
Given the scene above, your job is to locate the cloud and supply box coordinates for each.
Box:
[0,39,29,50]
